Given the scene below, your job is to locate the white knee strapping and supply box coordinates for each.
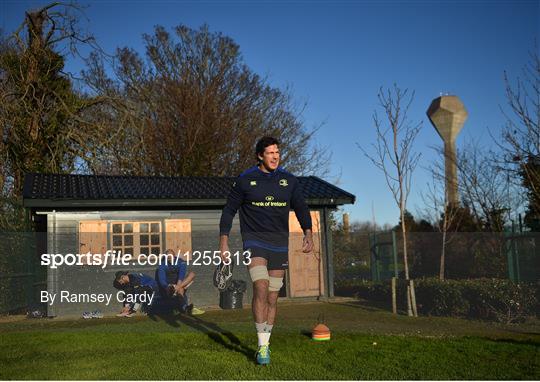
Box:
[249,265,269,282]
[268,276,283,292]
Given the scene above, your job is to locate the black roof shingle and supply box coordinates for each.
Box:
[23,173,355,208]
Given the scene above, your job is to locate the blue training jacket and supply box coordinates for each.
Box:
[219,165,312,252]
[128,273,158,291]
[156,259,187,289]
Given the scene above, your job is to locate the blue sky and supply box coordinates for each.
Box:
[2,0,539,225]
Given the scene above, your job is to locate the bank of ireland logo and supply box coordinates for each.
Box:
[279,179,288,187]
[250,180,257,186]
[265,195,274,201]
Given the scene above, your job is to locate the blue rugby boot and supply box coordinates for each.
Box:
[256,344,271,365]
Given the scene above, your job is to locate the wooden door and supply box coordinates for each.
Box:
[288,211,324,297]
[79,220,107,264]
[165,219,192,261]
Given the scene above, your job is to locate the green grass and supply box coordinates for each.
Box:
[0,300,538,380]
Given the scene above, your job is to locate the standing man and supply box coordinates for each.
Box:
[219,136,314,365]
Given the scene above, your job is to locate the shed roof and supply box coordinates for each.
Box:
[23,173,355,209]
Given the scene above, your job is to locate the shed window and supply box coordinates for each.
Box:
[111,221,161,258]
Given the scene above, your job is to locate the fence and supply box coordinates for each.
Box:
[2,227,538,313]
[505,231,539,283]
[0,232,45,314]
[333,230,539,284]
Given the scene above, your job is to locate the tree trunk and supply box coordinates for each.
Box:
[400,207,413,316]
[410,279,418,317]
[391,277,397,314]
[440,230,447,280]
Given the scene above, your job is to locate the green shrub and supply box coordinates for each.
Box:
[335,277,539,323]
[414,279,469,317]
[459,279,538,322]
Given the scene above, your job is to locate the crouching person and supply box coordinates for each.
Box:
[156,249,205,315]
[113,271,158,317]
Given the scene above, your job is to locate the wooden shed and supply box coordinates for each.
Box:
[23,173,355,317]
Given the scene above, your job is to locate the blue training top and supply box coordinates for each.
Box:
[219,165,312,252]
[156,258,187,289]
[128,273,158,291]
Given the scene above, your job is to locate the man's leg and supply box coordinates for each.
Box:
[248,257,269,325]
[262,268,285,351]
[248,256,273,364]
[267,269,285,326]
[176,292,189,313]
[174,271,196,313]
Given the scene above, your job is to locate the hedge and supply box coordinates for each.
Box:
[335,277,539,323]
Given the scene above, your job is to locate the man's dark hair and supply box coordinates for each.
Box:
[115,270,128,281]
[113,279,122,290]
[255,136,280,162]
[113,271,129,290]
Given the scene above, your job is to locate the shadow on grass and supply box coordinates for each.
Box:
[149,312,256,362]
[300,329,312,338]
[148,311,181,328]
[485,337,540,347]
[332,298,405,314]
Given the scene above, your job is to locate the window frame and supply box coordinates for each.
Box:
[110,221,162,259]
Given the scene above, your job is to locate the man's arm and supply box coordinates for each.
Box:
[291,179,314,253]
[175,271,195,296]
[219,178,243,236]
[219,178,243,261]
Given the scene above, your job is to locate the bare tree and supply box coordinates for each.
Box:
[420,155,463,279]
[495,49,540,230]
[421,140,524,280]
[82,24,332,178]
[358,84,422,316]
[456,141,522,231]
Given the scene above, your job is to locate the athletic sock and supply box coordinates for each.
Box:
[255,322,268,346]
[260,332,271,346]
[264,323,273,345]
[255,321,267,333]
[257,332,271,346]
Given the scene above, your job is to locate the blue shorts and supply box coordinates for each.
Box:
[245,246,289,270]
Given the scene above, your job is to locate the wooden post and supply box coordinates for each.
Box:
[370,232,378,282]
[407,283,413,317]
[391,277,397,314]
[513,224,521,283]
[406,282,412,316]
[375,237,381,282]
[410,279,418,317]
[323,208,335,298]
[392,230,399,278]
[505,232,515,282]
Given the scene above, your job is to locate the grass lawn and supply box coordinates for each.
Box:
[0,299,538,380]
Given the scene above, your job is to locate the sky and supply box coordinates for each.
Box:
[2,0,539,226]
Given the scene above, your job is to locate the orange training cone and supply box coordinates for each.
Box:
[312,323,331,341]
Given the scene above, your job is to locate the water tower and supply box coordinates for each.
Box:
[426,95,468,206]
